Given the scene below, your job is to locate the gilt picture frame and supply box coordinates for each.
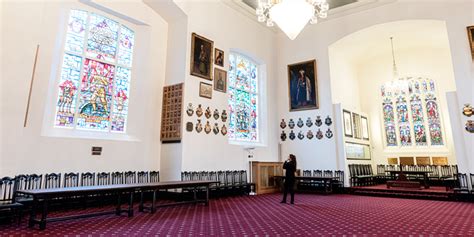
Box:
[214,68,227,93]
[468,26,474,60]
[343,110,353,138]
[287,59,318,111]
[190,33,213,80]
[199,82,213,99]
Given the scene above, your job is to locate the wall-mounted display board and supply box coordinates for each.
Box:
[160,83,184,143]
[399,157,415,165]
[345,142,371,160]
[432,157,448,165]
[416,157,430,165]
[387,157,398,165]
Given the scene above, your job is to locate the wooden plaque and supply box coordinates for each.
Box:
[432,157,448,165]
[160,83,184,142]
[416,157,430,165]
[387,157,398,165]
[399,157,415,165]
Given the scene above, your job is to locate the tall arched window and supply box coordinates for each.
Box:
[228,53,259,142]
[381,77,443,147]
[54,9,135,133]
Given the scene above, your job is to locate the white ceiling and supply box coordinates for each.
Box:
[329,20,451,65]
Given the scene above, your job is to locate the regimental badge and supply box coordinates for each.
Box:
[213,123,219,134]
[306,117,313,127]
[196,104,203,117]
[280,119,287,129]
[213,109,220,120]
[280,131,287,141]
[221,124,228,135]
[297,131,304,140]
[315,116,322,127]
[289,130,296,140]
[466,120,474,133]
[186,122,193,132]
[195,119,203,133]
[205,107,211,119]
[325,128,333,138]
[221,110,228,122]
[316,129,324,140]
[325,116,332,126]
[462,104,473,117]
[297,118,304,128]
[288,119,295,129]
[186,103,194,116]
[204,121,211,134]
[307,130,314,139]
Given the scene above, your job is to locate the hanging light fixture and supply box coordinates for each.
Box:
[387,37,408,94]
[256,0,329,40]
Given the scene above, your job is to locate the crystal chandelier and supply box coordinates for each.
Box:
[385,37,408,94]
[256,0,329,40]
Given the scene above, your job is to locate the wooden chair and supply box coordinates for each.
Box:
[332,170,345,192]
[124,171,136,184]
[80,172,96,186]
[137,171,149,183]
[44,173,61,189]
[453,173,469,194]
[97,172,111,186]
[14,174,43,204]
[217,171,227,196]
[149,171,160,183]
[470,173,474,194]
[111,172,124,185]
[63,172,79,188]
[0,177,23,225]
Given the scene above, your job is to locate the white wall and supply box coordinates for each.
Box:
[277,0,474,173]
[0,0,168,176]
[175,0,279,172]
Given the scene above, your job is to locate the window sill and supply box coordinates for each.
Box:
[229,140,266,148]
[41,128,140,142]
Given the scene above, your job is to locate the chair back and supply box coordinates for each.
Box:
[124,171,136,184]
[217,171,226,186]
[137,171,149,183]
[149,171,160,182]
[80,172,96,186]
[302,170,311,177]
[455,173,468,189]
[111,172,124,185]
[240,170,248,183]
[44,173,61,189]
[313,170,322,177]
[97,172,111,186]
[63,172,79,188]
[0,177,16,202]
[323,170,333,178]
[209,171,217,182]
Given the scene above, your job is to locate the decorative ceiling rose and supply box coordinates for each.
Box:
[256,0,329,40]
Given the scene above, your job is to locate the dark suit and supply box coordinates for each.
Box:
[282,160,296,203]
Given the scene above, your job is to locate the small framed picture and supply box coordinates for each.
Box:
[214,48,224,67]
[343,110,353,138]
[190,33,213,80]
[361,116,369,140]
[467,26,474,60]
[214,68,227,93]
[352,113,361,139]
[199,82,213,99]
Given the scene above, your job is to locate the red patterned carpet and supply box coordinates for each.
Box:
[1,194,473,236]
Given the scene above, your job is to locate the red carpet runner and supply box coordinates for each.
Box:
[1,194,473,236]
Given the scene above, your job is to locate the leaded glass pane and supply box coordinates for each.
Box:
[396,96,411,146]
[86,13,119,62]
[55,54,82,127]
[382,98,397,146]
[111,67,131,132]
[410,95,427,146]
[425,93,443,145]
[76,59,115,131]
[65,10,87,53]
[228,53,259,142]
[117,26,134,67]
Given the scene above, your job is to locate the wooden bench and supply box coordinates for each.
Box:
[387,180,421,189]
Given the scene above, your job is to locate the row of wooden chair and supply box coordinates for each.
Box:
[377,165,458,180]
[450,173,474,195]
[181,170,253,196]
[349,164,376,187]
[299,170,345,192]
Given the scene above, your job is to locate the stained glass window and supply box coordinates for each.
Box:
[228,53,259,142]
[54,10,135,133]
[380,77,443,148]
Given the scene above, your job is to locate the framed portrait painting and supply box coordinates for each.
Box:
[190,33,213,80]
[199,82,213,99]
[214,48,224,67]
[343,110,353,137]
[468,26,474,60]
[214,68,227,93]
[287,59,318,111]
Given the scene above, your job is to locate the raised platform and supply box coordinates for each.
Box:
[350,184,453,200]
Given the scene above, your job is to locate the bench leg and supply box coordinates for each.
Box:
[39,199,48,230]
[128,192,134,217]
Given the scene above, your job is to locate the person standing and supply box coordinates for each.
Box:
[281,154,297,204]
